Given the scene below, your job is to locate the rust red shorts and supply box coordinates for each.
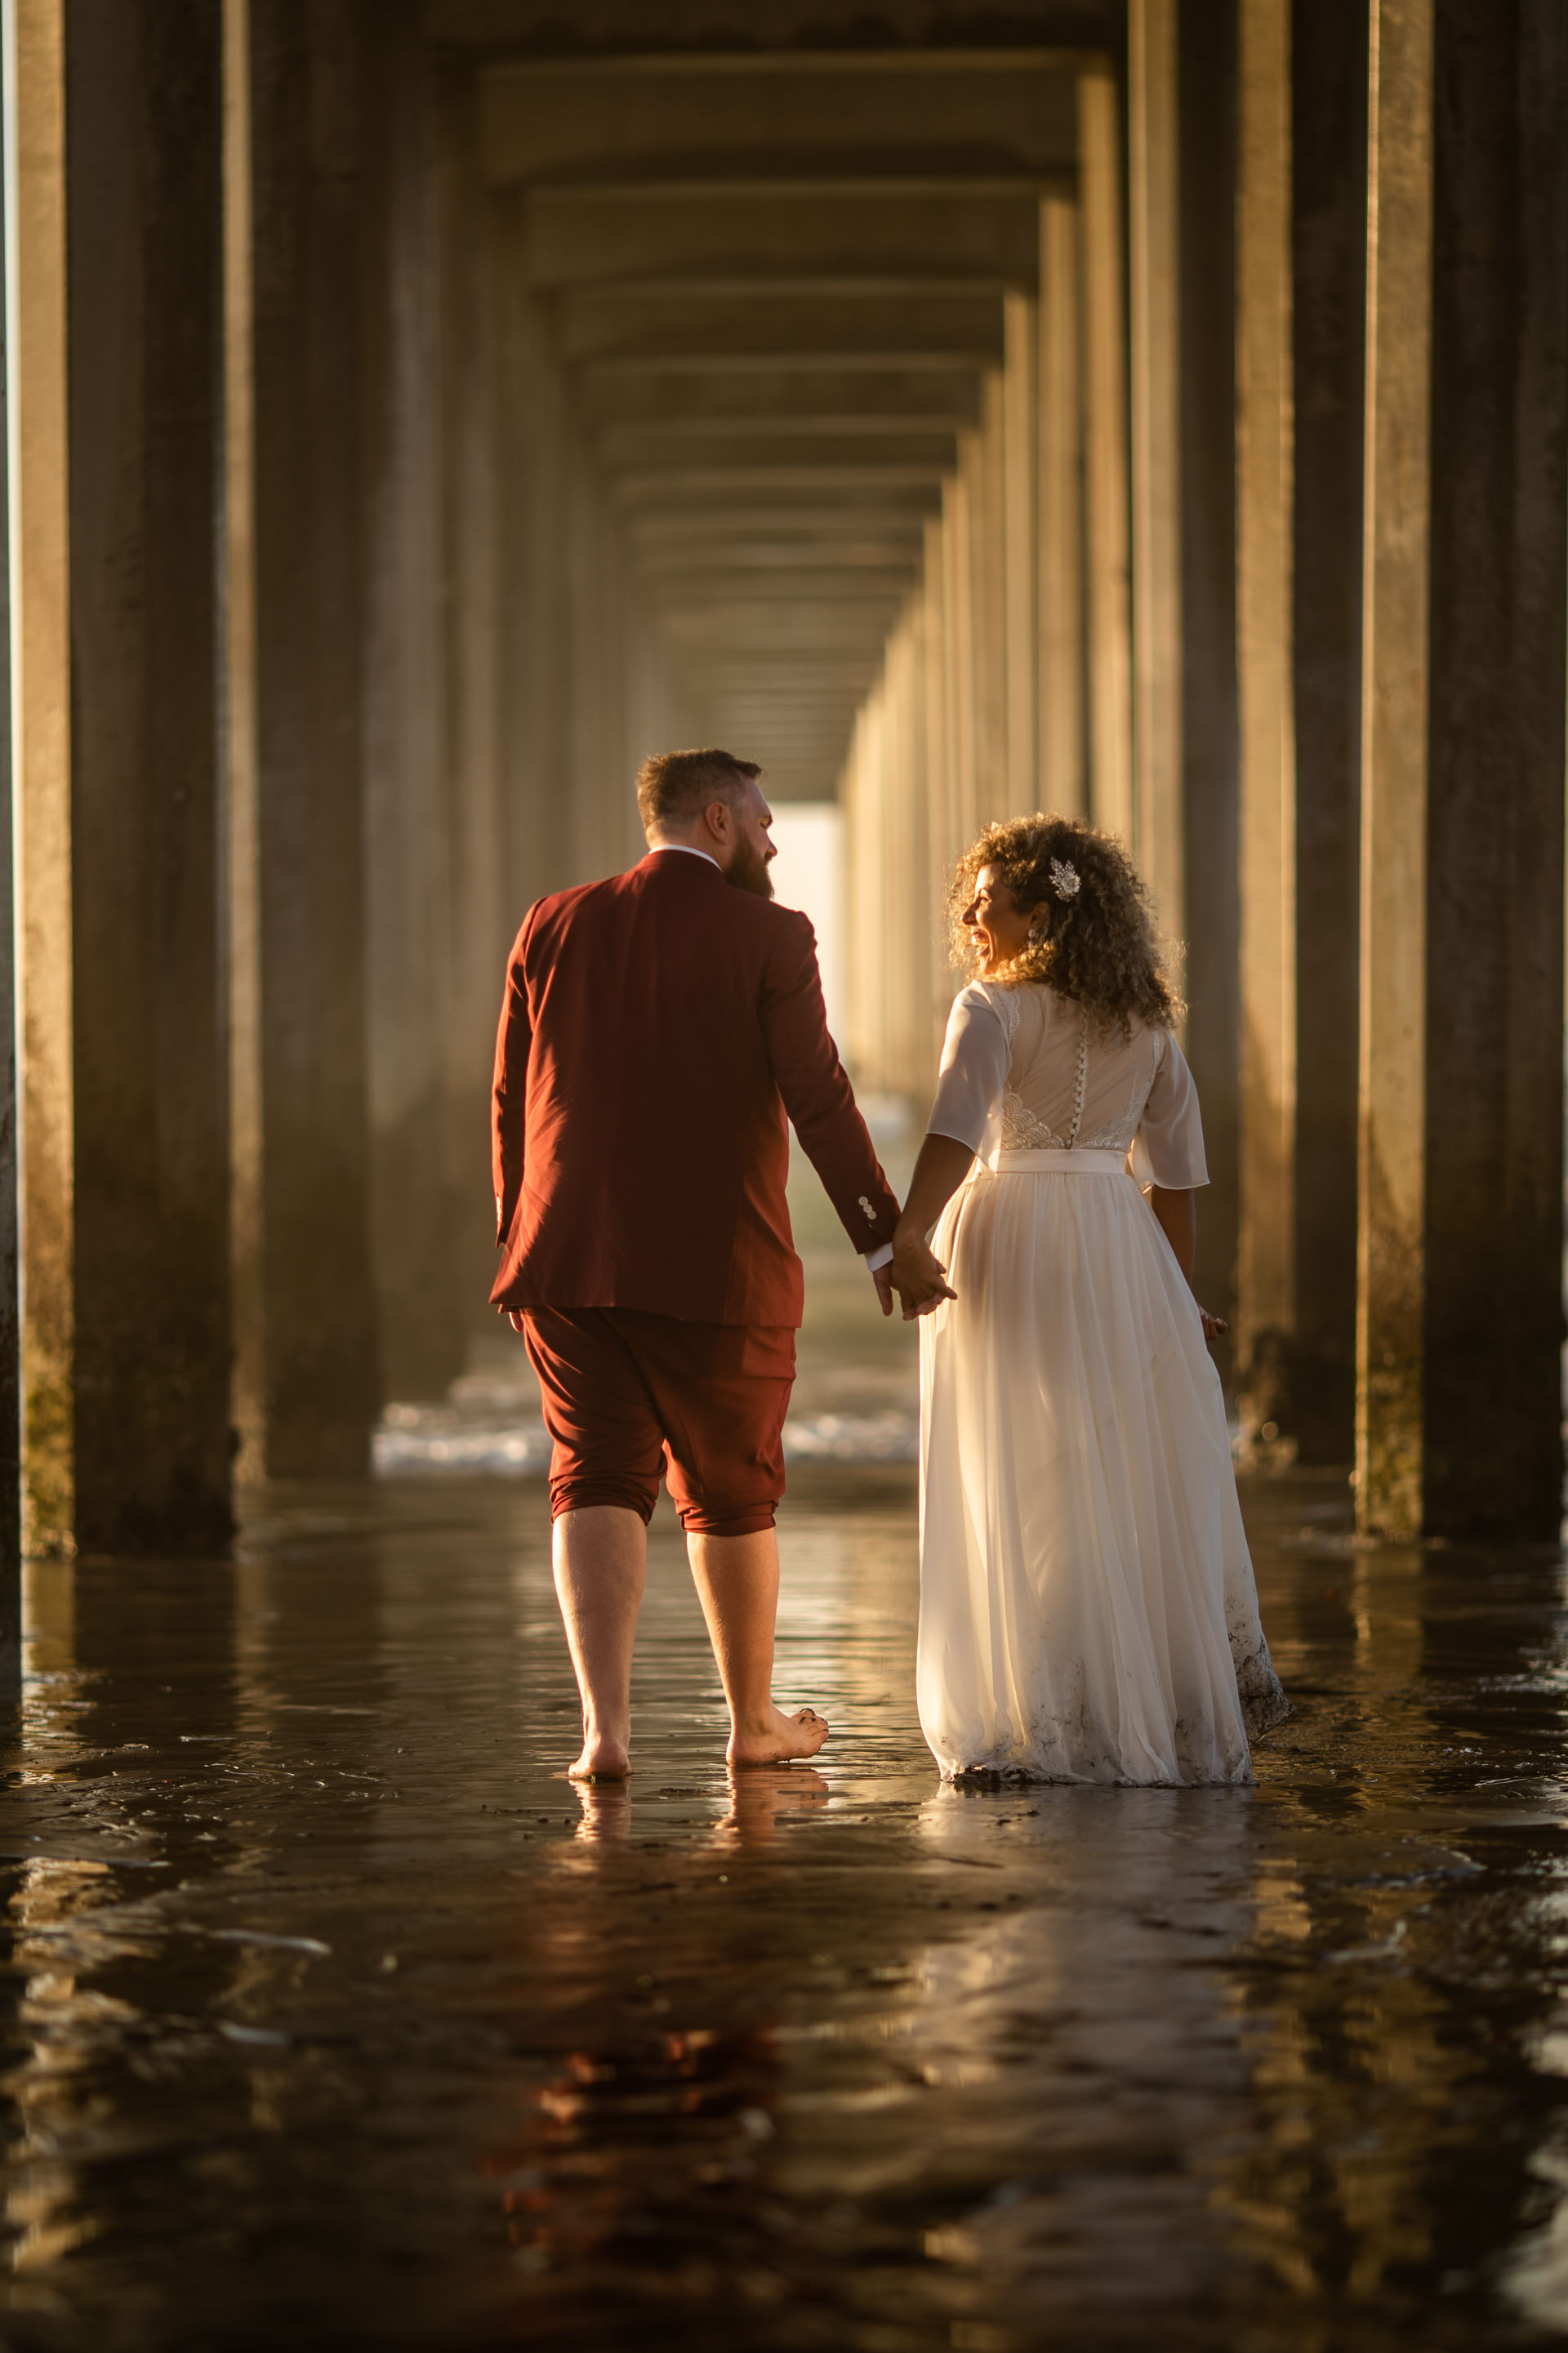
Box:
[519,1308,795,1537]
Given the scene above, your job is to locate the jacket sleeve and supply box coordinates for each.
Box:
[759,911,902,1254]
[492,911,536,1244]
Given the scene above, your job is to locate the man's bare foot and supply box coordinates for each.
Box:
[728,1705,830,1767]
[568,1734,630,1780]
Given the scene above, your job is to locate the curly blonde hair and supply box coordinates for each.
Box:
[947,813,1179,1038]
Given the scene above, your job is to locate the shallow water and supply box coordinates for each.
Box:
[2,1464,1568,2350]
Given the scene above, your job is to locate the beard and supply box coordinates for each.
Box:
[725,837,775,900]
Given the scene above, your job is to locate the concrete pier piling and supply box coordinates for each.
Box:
[14,1,232,1558]
[0,0,1559,1561]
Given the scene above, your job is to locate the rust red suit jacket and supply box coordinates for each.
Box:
[490,849,901,1328]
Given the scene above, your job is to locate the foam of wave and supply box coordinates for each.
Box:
[374,1403,918,1476]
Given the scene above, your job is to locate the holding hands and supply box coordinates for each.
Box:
[886,1135,972,1319]
[891,1228,956,1321]
[886,1132,975,1321]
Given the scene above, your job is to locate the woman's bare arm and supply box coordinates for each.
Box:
[1148,1184,1195,1281]
[890,1134,974,1319]
[1148,1184,1227,1339]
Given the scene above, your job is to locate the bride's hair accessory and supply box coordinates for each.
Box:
[1049,857,1081,902]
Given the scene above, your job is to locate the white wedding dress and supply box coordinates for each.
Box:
[917,980,1289,1785]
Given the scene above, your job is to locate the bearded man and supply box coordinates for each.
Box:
[491,748,901,1779]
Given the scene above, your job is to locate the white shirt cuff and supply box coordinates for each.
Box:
[863,1242,894,1273]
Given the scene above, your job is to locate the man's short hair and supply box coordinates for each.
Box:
[635,747,761,833]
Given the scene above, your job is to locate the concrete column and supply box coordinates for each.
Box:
[1078,65,1134,841]
[61,1,232,1553]
[446,159,516,1343]
[969,383,1007,825]
[249,0,379,1476]
[223,0,264,1482]
[881,613,918,1094]
[841,707,862,1072]
[1420,0,1567,1538]
[495,199,572,908]
[920,515,953,1073]
[1177,3,1241,1350]
[1356,0,1433,1540]
[565,427,610,882]
[1037,195,1085,820]
[622,584,678,806]
[1291,5,1367,1463]
[870,684,896,1093]
[942,470,978,850]
[1235,0,1298,1448]
[566,447,644,885]
[840,715,865,1072]
[1001,293,1037,818]
[929,501,951,886]
[911,598,931,1087]
[594,506,630,876]
[361,7,464,1407]
[0,24,19,1651]
[620,573,659,872]
[863,633,893,1088]
[905,586,939,1099]
[843,690,889,1088]
[1129,0,1184,938]
[12,0,73,1553]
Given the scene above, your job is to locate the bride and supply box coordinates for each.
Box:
[890,815,1290,1785]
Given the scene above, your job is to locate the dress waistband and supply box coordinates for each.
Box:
[982,1146,1132,1176]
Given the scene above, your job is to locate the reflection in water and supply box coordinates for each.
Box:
[572,1780,633,1844]
[572,1767,833,1853]
[715,1767,831,1851]
[897,1786,1263,2321]
[0,1473,1566,2346]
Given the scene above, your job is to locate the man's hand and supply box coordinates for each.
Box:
[892,1232,957,1321]
[872,1263,896,1318]
[1198,1304,1227,1342]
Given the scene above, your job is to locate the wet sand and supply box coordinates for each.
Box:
[2,1462,1568,2351]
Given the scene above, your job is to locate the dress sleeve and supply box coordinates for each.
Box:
[1130,1029,1209,1189]
[925,987,1012,1152]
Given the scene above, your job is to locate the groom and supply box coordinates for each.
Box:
[491,749,902,1779]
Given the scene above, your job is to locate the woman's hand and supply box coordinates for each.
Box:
[1147,1184,1227,1342]
[891,1228,958,1321]
[889,1135,976,1320]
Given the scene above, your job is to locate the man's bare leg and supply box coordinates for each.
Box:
[686,1528,830,1766]
[552,1505,647,1779]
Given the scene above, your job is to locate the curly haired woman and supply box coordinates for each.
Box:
[892,814,1290,1785]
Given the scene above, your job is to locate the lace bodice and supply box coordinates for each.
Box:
[927,982,1209,1188]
